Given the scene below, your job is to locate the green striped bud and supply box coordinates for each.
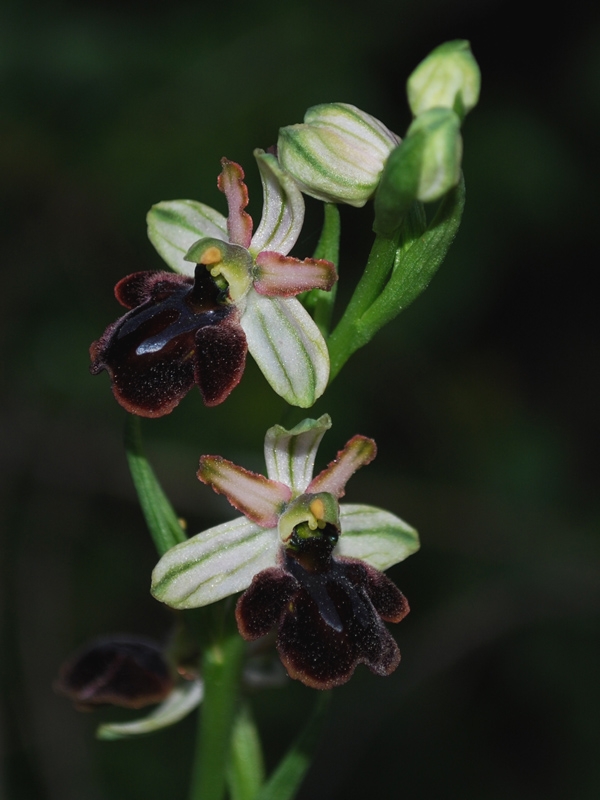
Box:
[374,108,462,234]
[407,40,481,122]
[278,103,400,207]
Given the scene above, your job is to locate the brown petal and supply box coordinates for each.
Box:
[55,636,173,711]
[341,558,410,623]
[194,312,248,406]
[114,271,189,309]
[276,555,402,689]
[236,567,298,640]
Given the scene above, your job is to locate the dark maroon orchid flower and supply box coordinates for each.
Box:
[90,266,246,416]
[90,154,337,416]
[55,635,174,711]
[236,524,409,690]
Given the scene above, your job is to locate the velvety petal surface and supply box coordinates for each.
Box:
[249,150,305,256]
[337,504,420,571]
[308,435,377,497]
[198,457,291,528]
[253,251,337,297]
[236,567,297,640]
[263,415,332,494]
[151,516,279,609]
[193,314,247,406]
[241,292,329,408]
[147,200,227,276]
[276,554,402,689]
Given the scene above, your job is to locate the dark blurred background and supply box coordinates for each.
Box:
[2,0,599,798]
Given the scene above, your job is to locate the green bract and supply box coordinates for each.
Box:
[278,103,400,207]
[407,40,481,121]
[151,416,419,610]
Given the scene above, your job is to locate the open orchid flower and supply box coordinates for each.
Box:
[90,151,336,416]
[152,416,419,688]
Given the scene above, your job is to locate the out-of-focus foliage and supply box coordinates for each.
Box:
[1,1,599,798]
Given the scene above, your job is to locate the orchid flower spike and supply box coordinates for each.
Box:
[152,415,419,688]
[90,152,337,416]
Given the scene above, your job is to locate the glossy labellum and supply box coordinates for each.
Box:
[90,266,247,416]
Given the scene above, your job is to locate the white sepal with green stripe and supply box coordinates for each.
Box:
[249,149,305,257]
[241,292,329,408]
[151,516,278,609]
[337,503,420,570]
[97,680,203,740]
[147,199,228,276]
[263,415,332,495]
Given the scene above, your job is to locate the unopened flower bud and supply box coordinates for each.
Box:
[407,40,481,121]
[278,103,400,207]
[374,108,462,234]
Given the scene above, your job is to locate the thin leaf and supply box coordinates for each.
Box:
[227,703,266,800]
[255,692,331,800]
[124,415,186,556]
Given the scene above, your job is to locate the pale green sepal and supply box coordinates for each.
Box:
[97,680,203,740]
[264,414,332,493]
[407,40,481,121]
[241,293,329,408]
[147,200,227,276]
[337,504,419,570]
[152,517,278,609]
[250,149,305,257]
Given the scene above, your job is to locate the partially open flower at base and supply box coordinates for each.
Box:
[55,636,174,711]
[152,415,419,688]
[237,530,409,689]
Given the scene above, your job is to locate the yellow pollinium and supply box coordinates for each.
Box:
[199,246,223,272]
[308,498,327,530]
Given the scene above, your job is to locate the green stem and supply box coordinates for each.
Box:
[327,230,400,380]
[301,203,341,337]
[189,626,246,800]
[358,176,465,339]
